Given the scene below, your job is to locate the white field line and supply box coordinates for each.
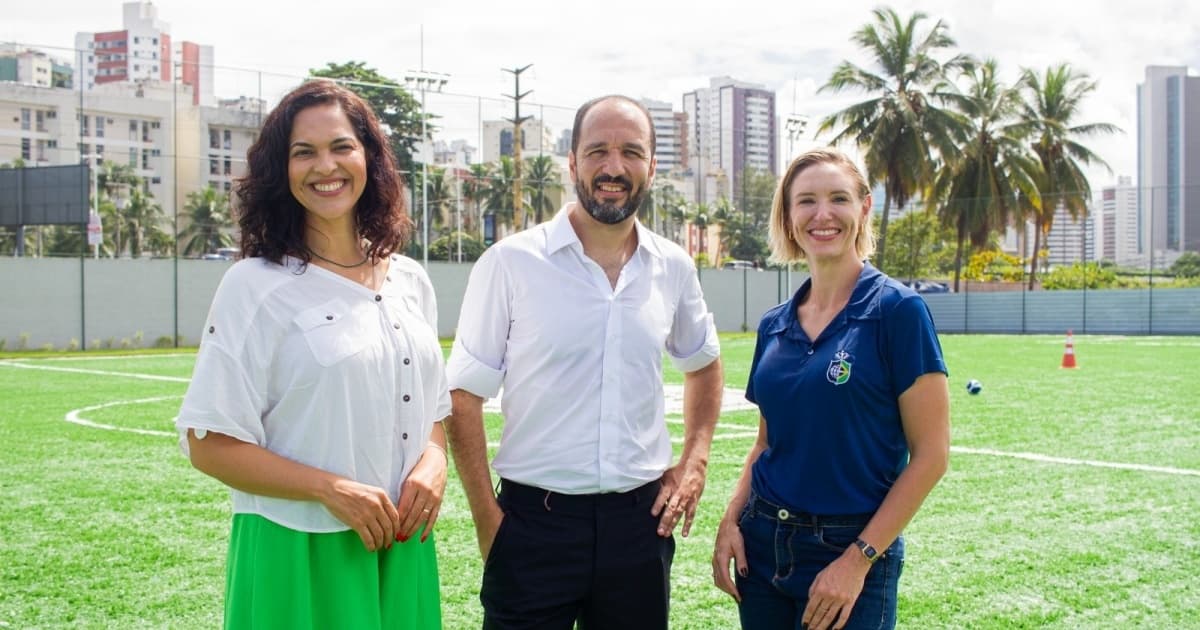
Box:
[0,361,190,383]
[17,360,1199,478]
[10,352,194,362]
[951,445,1200,477]
[65,395,181,437]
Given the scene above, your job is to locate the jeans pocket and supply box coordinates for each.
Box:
[815,524,861,553]
[737,501,754,527]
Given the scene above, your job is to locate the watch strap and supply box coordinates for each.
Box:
[854,538,880,564]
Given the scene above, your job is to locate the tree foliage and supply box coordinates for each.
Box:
[887,209,956,281]
[1170,251,1200,278]
[818,6,970,272]
[179,186,234,256]
[1018,63,1119,288]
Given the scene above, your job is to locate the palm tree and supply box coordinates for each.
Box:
[423,166,453,234]
[688,203,712,264]
[118,187,169,258]
[94,160,142,257]
[524,155,563,226]
[482,157,519,237]
[1019,64,1119,288]
[817,6,970,271]
[710,197,738,263]
[178,186,234,256]
[460,163,492,239]
[932,59,1040,291]
[650,180,687,244]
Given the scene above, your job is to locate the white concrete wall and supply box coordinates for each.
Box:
[2,258,1198,350]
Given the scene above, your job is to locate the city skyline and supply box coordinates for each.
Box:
[4,0,1199,189]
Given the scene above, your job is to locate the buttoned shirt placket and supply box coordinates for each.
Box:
[574,243,645,488]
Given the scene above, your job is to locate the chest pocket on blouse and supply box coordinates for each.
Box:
[294,298,372,367]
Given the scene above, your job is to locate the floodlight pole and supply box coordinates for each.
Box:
[83,152,102,259]
[405,66,450,268]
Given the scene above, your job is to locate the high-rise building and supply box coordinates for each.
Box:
[682,76,776,205]
[480,119,553,163]
[1043,204,1096,266]
[73,2,214,106]
[1137,65,1200,261]
[640,98,687,175]
[1099,176,1138,264]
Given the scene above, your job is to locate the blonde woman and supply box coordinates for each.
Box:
[712,148,950,630]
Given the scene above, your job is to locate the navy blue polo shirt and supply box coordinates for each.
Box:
[746,263,946,515]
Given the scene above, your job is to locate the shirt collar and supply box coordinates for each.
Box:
[545,203,663,260]
[763,262,886,336]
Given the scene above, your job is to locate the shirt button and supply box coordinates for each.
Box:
[208,326,215,333]
[806,348,814,355]
[386,276,392,282]
[403,358,411,365]
[374,295,382,302]
[403,394,411,402]
[402,432,408,440]
[393,323,401,330]
[326,315,334,321]
[777,508,790,520]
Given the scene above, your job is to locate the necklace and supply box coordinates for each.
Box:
[307,247,370,269]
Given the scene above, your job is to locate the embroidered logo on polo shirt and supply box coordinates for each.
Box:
[826,349,853,385]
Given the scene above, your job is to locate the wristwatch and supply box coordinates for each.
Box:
[854,538,880,564]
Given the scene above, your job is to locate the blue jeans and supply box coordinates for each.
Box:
[735,494,904,630]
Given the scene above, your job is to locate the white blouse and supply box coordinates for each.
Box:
[177,254,450,532]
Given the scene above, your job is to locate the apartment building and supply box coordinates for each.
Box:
[683,76,776,205]
[73,1,214,106]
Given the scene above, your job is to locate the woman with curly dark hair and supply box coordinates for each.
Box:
[176,79,449,629]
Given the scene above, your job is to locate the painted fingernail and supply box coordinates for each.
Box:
[398,535,409,543]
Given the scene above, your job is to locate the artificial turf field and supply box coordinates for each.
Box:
[1,334,1197,629]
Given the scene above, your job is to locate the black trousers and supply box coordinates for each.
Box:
[481,478,675,630]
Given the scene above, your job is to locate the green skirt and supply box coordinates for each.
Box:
[224,513,441,630]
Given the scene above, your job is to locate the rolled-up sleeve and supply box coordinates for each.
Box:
[176,271,271,455]
[446,248,510,398]
[666,265,720,374]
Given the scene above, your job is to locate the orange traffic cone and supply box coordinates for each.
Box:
[1060,330,1077,369]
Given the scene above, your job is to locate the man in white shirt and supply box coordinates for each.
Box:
[445,94,724,629]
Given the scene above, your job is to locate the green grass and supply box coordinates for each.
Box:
[1,335,1198,629]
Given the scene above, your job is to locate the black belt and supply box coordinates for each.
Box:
[498,478,661,514]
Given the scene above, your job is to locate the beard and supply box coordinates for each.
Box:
[576,174,647,225]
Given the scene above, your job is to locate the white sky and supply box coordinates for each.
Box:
[6,0,1200,188]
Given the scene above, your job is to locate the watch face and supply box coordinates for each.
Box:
[856,539,878,561]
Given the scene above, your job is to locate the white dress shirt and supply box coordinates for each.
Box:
[177,255,451,532]
[447,206,720,494]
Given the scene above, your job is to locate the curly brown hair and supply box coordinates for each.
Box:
[235,79,410,264]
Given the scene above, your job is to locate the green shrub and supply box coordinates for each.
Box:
[429,232,486,262]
